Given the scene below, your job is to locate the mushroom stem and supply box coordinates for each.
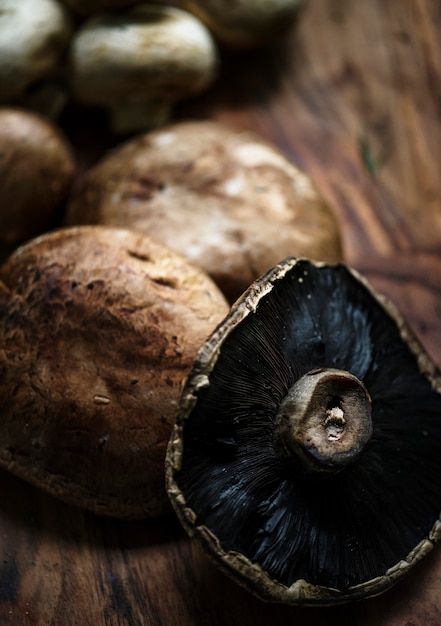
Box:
[274,368,372,474]
[108,99,172,135]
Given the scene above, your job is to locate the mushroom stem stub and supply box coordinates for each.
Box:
[274,368,372,473]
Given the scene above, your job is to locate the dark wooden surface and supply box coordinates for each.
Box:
[2,0,441,623]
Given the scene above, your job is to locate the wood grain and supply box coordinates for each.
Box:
[1,0,441,623]
[2,463,441,626]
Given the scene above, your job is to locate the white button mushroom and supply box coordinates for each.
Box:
[181,0,305,49]
[0,0,73,105]
[68,4,219,134]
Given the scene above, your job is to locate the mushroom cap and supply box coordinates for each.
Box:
[0,226,229,519]
[181,0,304,49]
[65,120,343,302]
[0,0,72,103]
[69,5,218,107]
[166,257,441,605]
[0,107,76,250]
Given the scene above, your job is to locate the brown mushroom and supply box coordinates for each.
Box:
[0,226,229,519]
[0,107,76,258]
[65,120,343,302]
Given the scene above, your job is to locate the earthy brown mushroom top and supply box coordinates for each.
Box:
[0,226,229,519]
[0,107,75,252]
[66,120,343,302]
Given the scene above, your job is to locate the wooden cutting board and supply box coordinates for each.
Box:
[1,0,441,623]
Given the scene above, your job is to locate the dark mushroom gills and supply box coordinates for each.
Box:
[166,258,441,605]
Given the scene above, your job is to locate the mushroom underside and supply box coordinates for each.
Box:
[168,259,441,604]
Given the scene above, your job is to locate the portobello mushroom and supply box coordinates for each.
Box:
[166,257,441,605]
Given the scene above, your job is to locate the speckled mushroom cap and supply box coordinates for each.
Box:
[0,226,229,519]
[65,120,343,302]
[166,257,441,605]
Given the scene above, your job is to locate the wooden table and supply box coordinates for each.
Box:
[1,0,441,623]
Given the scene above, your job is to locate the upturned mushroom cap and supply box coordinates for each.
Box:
[0,0,72,104]
[0,226,229,519]
[180,0,304,49]
[0,108,76,253]
[166,257,441,605]
[65,120,343,302]
[68,5,218,133]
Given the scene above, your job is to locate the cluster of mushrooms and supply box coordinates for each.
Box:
[2,0,441,611]
[0,0,304,133]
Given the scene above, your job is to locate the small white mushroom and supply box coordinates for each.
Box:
[181,0,305,49]
[68,4,219,134]
[0,0,73,105]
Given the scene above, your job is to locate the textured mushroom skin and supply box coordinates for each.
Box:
[0,226,229,519]
[66,120,343,302]
[0,108,75,249]
[166,258,441,604]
